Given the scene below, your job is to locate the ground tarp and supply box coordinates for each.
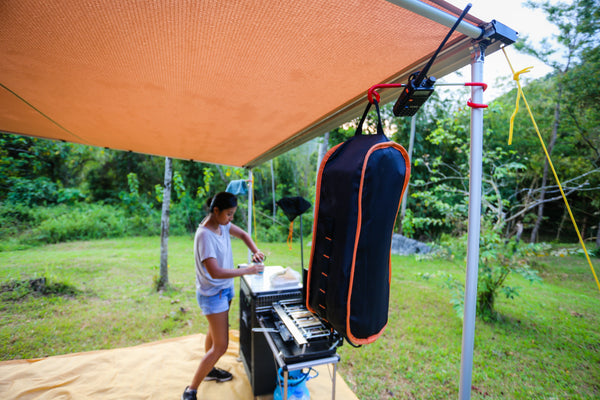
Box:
[0,330,357,400]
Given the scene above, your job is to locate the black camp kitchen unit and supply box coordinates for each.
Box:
[239,266,341,398]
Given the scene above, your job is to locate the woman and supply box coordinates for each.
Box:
[182,192,264,400]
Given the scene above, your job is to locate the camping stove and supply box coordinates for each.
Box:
[258,299,341,362]
[239,266,341,397]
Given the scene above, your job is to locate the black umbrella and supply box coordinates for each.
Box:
[276,196,311,270]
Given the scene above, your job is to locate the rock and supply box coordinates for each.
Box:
[390,234,431,255]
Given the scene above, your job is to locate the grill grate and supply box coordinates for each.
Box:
[274,299,331,345]
[255,292,301,309]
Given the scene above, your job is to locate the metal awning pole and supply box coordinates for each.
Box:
[458,41,486,400]
[247,169,254,264]
[400,114,416,223]
[385,0,483,39]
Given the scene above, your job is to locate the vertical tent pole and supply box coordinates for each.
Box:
[299,214,304,269]
[247,169,254,264]
[271,160,276,220]
[459,41,486,400]
[400,114,416,224]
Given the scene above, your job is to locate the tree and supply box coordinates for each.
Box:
[0,133,95,205]
[158,157,172,291]
[520,0,599,242]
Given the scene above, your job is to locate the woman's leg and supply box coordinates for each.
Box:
[204,300,231,357]
[189,310,230,390]
[204,329,213,353]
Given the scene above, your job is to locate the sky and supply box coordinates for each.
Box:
[439,0,559,99]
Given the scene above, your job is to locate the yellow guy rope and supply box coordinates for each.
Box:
[502,46,600,294]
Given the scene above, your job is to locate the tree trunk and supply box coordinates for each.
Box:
[555,209,568,242]
[158,157,172,291]
[596,219,600,247]
[530,85,562,243]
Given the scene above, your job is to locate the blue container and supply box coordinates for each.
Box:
[273,367,317,400]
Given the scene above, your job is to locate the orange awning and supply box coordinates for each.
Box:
[1,0,510,168]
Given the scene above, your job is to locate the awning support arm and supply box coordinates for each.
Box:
[385,0,517,45]
[386,0,483,39]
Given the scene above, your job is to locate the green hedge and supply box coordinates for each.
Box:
[0,203,161,251]
[0,200,306,251]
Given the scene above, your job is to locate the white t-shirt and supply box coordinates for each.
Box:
[194,223,235,296]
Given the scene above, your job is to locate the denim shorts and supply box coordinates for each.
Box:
[197,286,235,315]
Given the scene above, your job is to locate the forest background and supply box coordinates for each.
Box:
[1,1,599,254]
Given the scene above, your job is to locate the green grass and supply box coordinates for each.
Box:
[1,237,599,399]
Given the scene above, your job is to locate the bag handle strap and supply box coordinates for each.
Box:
[355,99,384,136]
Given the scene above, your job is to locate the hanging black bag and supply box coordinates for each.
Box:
[306,100,410,345]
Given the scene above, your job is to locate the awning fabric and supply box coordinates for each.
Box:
[1,0,488,168]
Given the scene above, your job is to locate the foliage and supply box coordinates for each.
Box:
[0,203,162,250]
[475,229,543,321]
[1,238,598,398]
[399,107,530,240]
[0,275,81,302]
[420,229,543,322]
[5,177,59,206]
[0,133,97,201]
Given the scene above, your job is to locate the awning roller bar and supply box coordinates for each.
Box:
[386,0,483,39]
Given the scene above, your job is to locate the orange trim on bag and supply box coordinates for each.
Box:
[321,272,328,277]
[345,142,411,346]
[325,236,332,241]
[386,144,411,286]
[306,142,345,314]
[322,254,330,259]
[319,288,326,294]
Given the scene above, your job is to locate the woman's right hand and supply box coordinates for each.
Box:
[247,263,264,275]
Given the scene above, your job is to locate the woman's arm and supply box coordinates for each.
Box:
[229,223,265,262]
[203,257,263,279]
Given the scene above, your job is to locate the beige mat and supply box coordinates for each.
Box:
[0,330,357,400]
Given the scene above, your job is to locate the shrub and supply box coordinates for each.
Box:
[0,276,81,301]
[420,229,542,321]
[5,177,58,206]
[0,203,161,250]
[57,187,86,204]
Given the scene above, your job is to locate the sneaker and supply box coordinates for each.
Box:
[181,386,197,400]
[204,367,233,382]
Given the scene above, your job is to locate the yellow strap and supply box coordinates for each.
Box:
[502,47,600,294]
[287,221,294,250]
[507,65,534,145]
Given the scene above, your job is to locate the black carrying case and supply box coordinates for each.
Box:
[306,100,410,345]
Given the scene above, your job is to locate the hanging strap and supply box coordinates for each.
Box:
[355,99,384,136]
[286,221,294,250]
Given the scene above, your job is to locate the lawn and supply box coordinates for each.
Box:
[1,236,599,399]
